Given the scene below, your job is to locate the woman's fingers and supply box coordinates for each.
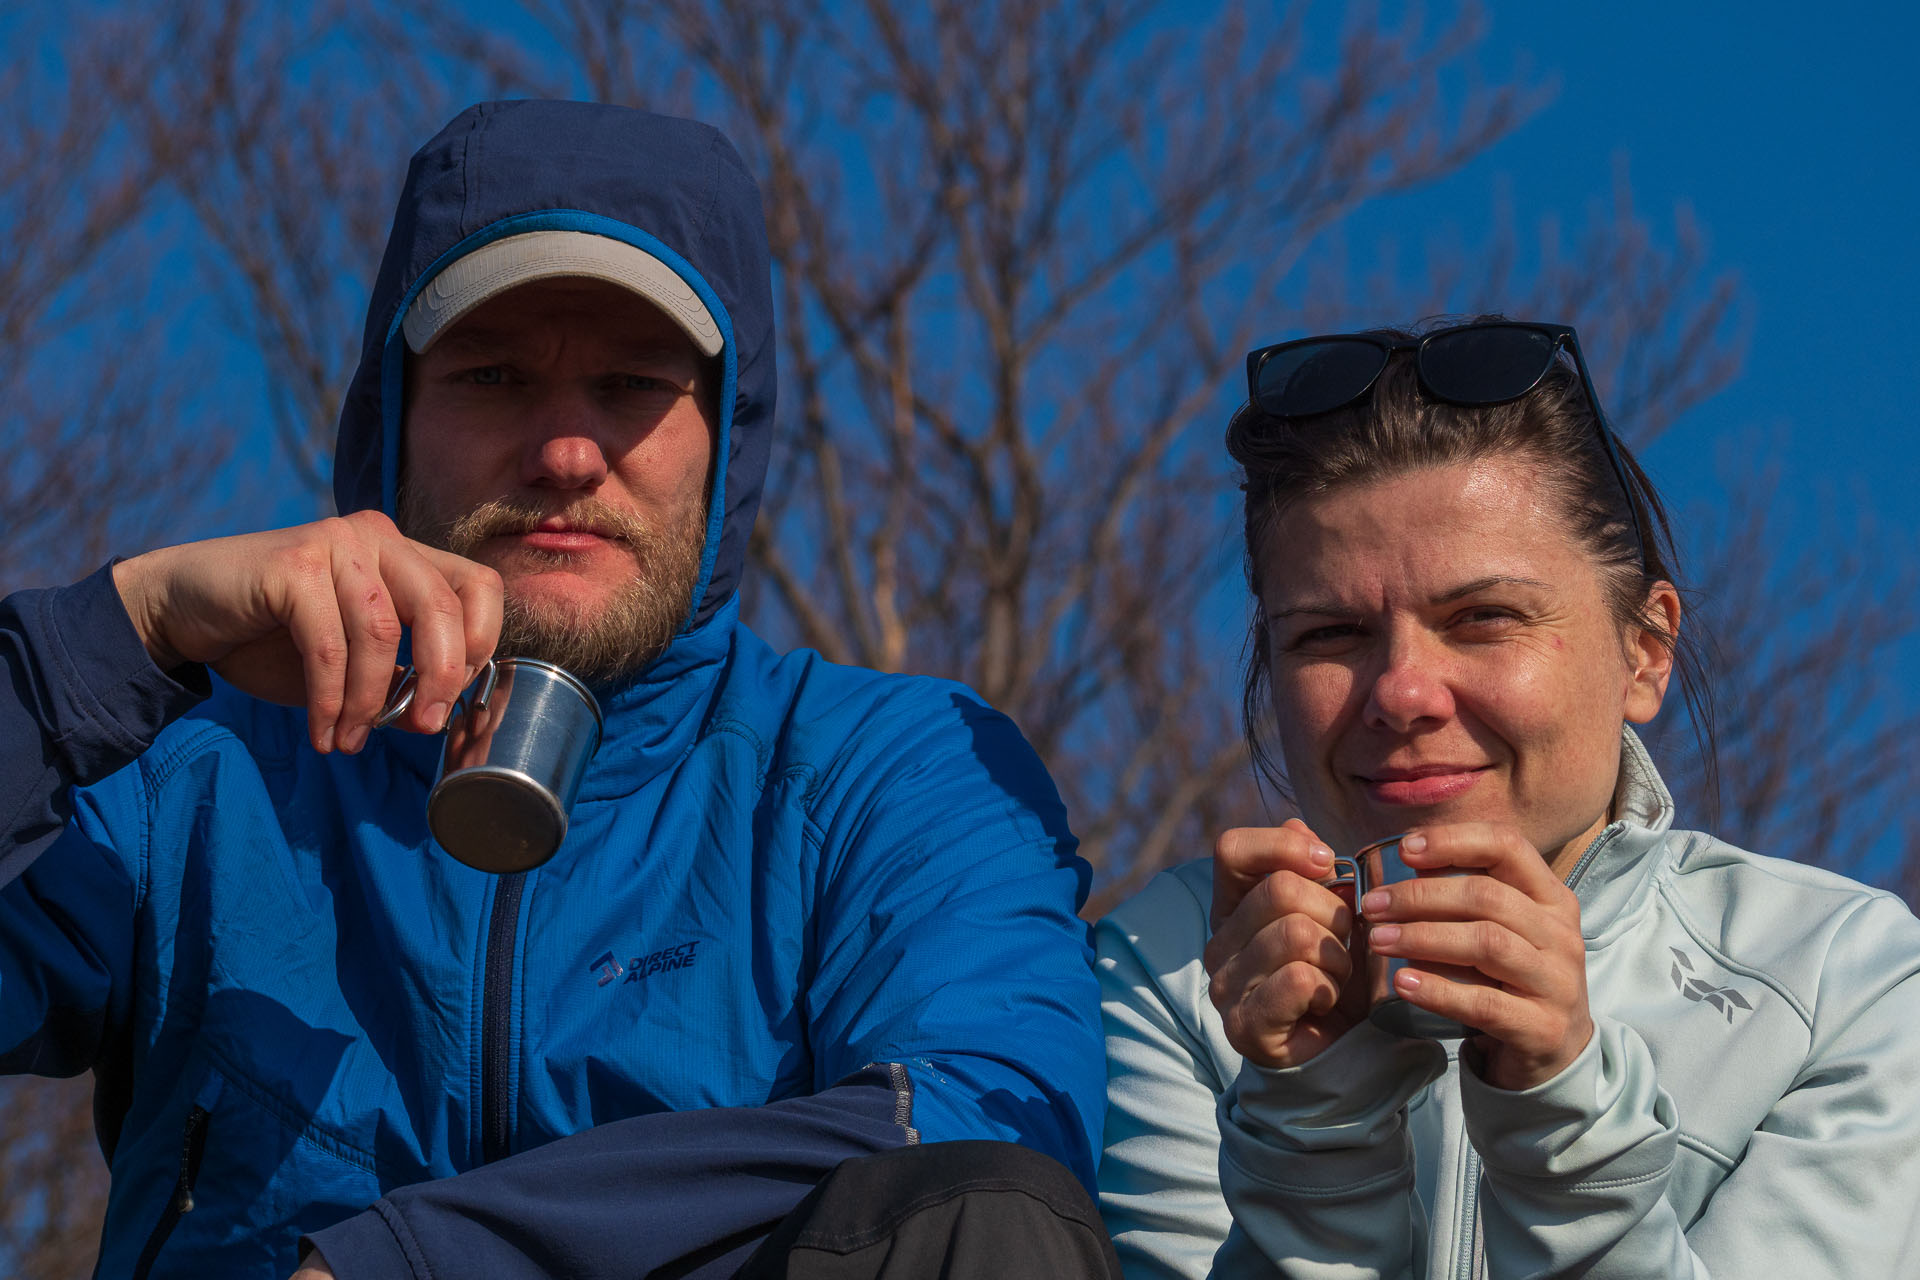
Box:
[1370,820,1594,1089]
[1366,917,1580,996]
[1209,913,1353,1065]
[1397,822,1570,904]
[1210,819,1338,931]
[1205,867,1353,975]
[1386,964,1594,1080]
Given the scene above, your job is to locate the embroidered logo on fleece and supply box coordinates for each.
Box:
[1668,947,1754,1023]
[591,941,701,988]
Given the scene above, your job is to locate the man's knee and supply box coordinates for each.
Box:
[741,1140,1121,1280]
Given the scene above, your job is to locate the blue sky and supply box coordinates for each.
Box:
[1438,6,1918,602]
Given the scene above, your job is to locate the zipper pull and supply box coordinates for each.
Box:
[174,1104,211,1213]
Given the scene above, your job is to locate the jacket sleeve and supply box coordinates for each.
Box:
[1216,1024,1448,1280]
[1094,871,1239,1280]
[799,686,1107,1188]
[1463,892,1920,1279]
[0,564,205,1075]
[306,1066,912,1280]
[1,563,207,886]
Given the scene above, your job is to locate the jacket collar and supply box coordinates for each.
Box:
[1567,728,1679,938]
[572,595,739,803]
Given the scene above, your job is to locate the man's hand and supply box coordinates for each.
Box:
[1203,818,1368,1068]
[113,511,503,754]
[289,1245,336,1279]
[1358,822,1593,1090]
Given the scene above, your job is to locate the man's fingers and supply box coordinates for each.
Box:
[329,542,409,752]
[411,540,504,681]
[1211,819,1336,930]
[372,540,488,735]
[280,587,351,754]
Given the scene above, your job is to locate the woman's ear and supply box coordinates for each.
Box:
[1624,582,1682,724]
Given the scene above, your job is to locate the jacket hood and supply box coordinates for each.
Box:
[333,99,775,634]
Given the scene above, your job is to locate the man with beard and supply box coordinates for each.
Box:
[0,102,1112,1280]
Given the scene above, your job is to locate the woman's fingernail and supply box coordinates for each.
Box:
[1309,843,1333,868]
[1395,969,1423,994]
[1369,923,1401,948]
[1401,833,1427,854]
[422,701,451,731]
[1361,890,1390,917]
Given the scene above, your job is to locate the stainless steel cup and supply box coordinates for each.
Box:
[1330,835,1479,1039]
[378,658,603,874]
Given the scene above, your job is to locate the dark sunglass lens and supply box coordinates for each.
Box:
[1419,325,1559,405]
[1254,339,1388,418]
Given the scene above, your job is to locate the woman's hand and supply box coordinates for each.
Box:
[1361,821,1593,1090]
[1204,819,1368,1068]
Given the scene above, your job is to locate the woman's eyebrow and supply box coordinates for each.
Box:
[1265,601,1351,620]
[1431,575,1552,604]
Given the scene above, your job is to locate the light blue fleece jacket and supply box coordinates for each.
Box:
[1096,732,1920,1278]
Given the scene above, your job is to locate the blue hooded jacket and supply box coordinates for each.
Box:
[0,101,1104,1279]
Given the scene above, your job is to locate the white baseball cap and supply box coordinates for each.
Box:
[401,229,724,357]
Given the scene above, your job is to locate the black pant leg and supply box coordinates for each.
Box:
[735,1140,1121,1280]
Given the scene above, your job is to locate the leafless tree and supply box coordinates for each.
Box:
[1,1,1916,1274]
[0,10,242,1276]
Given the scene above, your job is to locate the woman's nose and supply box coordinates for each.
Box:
[1361,634,1456,733]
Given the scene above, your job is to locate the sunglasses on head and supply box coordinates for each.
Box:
[1243,319,1647,561]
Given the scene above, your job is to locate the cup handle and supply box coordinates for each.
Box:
[373,660,498,730]
[373,668,418,729]
[1322,855,1361,909]
[470,659,499,711]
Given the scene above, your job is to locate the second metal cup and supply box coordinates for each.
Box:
[1331,835,1479,1040]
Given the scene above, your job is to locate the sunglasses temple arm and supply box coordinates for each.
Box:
[1566,344,1655,567]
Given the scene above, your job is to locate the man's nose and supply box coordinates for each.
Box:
[520,390,612,491]
[1360,630,1456,733]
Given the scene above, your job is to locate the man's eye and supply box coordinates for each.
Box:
[463,366,507,385]
[620,374,679,393]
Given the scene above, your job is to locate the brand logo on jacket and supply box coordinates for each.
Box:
[591,941,701,987]
[1668,947,1754,1023]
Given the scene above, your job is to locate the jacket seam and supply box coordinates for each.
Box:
[202,1049,384,1174]
[1675,1131,1738,1169]
[373,1199,437,1280]
[1482,1162,1672,1191]
[1219,1139,1412,1198]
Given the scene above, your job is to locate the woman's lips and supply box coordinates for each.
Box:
[1359,766,1491,806]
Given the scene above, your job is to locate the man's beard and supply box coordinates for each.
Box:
[398,490,708,685]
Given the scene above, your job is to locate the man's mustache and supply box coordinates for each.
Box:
[437,498,658,555]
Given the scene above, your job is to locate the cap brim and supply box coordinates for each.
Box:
[402,229,724,357]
